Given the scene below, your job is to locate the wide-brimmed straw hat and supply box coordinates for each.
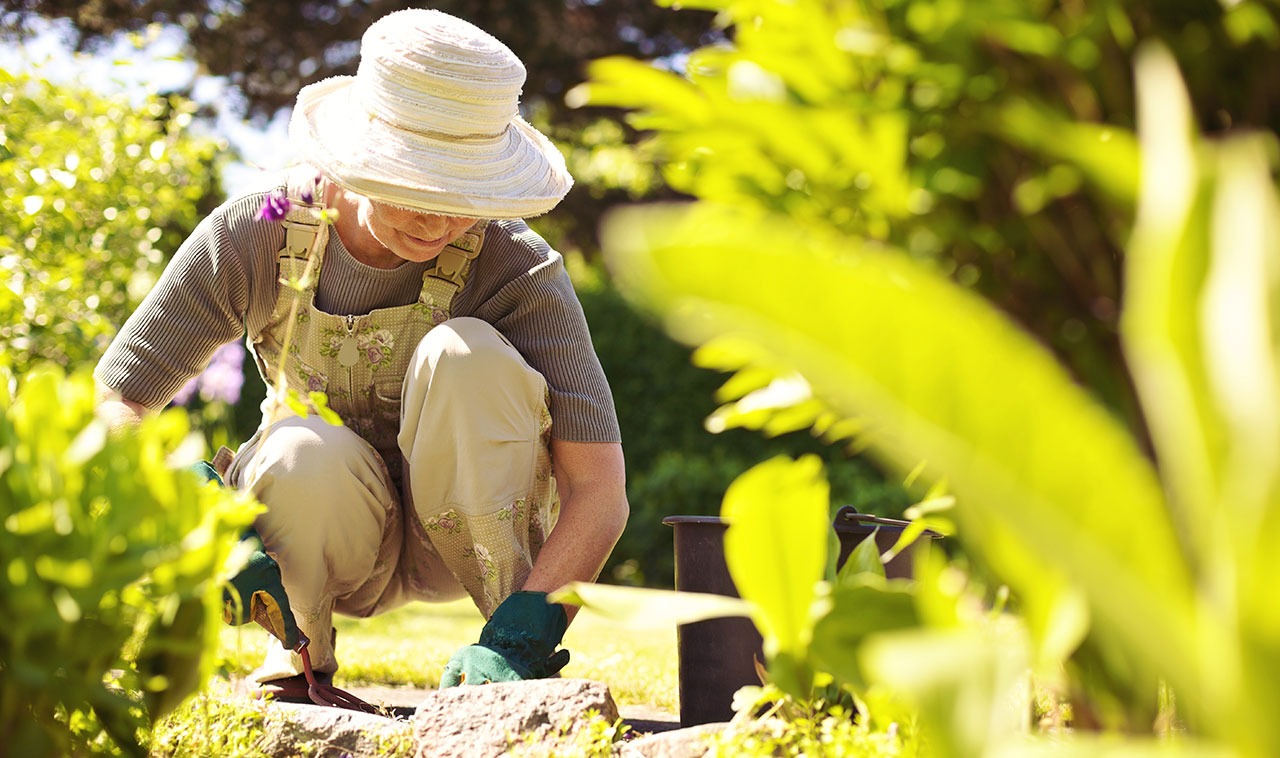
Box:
[289,9,572,218]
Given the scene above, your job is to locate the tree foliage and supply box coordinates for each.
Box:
[578,0,1280,435]
[0,68,222,375]
[1,0,721,254]
[2,0,718,119]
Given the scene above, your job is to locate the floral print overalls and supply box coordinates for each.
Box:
[237,193,558,653]
[249,198,476,483]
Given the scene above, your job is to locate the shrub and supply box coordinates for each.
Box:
[576,0,1280,438]
[0,68,222,375]
[0,366,258,755]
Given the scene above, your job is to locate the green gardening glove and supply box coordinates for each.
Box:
[222,529,301,649]
[439,591,570,687]
[189,461,300,650]
[190,460,224,487]
[190,462,300,648]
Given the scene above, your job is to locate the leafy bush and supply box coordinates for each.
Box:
[576,0,1280,435]
[506,709,630,757]
[0,68,222,375]
[0,366,258,755]
[705,683,917,757]
[149,686,272,758]
[564,0,1280,753]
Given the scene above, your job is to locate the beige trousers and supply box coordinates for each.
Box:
[228,318,559,680]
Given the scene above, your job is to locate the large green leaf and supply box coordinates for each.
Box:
[860,623,1031,757]
[721,455,830,667]
[549,582,752,627]
[602,199,1197,699]
[808,578,919,687]
[1122,45,1280,748]
[1121,45,1227,563]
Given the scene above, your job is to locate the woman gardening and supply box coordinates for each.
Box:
[95,9,628,700]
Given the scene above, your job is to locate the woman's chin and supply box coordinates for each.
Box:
[394,233,450,260]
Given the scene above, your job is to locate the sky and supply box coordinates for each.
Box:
[1,16,297,196]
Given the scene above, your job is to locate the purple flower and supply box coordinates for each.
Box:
[257,190,291,222]
[198,343,246,405]
[170,343,245,407]
[171,376,198,406]
[299,173,324,204]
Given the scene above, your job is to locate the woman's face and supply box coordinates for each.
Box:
[354,196,475,267]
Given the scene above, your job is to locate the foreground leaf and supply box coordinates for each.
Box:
[550,582,751,628]
[602,200,1196,702]
[721,455,830,665]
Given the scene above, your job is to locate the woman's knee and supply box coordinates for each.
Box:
[246,417,368,489]
[238,416,395,595]
[240,416,392,531]
[415,317,527,390]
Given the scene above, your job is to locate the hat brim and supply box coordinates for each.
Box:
[290,77,573,219]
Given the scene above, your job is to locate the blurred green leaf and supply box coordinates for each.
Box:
[722,455,830,673]
[1121,44,1280,744]
[0,365,258,753]
[809,579,919,687]
[570,56,710,130]
[550,582,752,627]
[838,532,886,582]
[603,198,1195,703]
[860,623,1031,757]
[1122,45,1224,545]
[308,391,345,427]
[997,100,1140,207]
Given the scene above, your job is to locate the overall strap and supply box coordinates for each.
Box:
[276,195,329,301]
[420,220,486,313]
[247,189,329,345]
[280,200,328,263]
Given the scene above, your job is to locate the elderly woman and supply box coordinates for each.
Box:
[95,9,627,698]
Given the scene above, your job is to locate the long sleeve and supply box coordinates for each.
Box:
[94,192,275,409]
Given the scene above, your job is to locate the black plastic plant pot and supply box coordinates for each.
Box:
[663,507,939,727]
[831,506,932,581]
[661,515,759,728]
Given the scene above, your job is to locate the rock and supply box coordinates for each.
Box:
[618,723,727,758]
[411,678,620,758]
[251,678,630,756]
[259,702,412,757]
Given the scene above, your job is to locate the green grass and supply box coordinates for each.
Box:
[215,598,679,712]
[150,682,274,757]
